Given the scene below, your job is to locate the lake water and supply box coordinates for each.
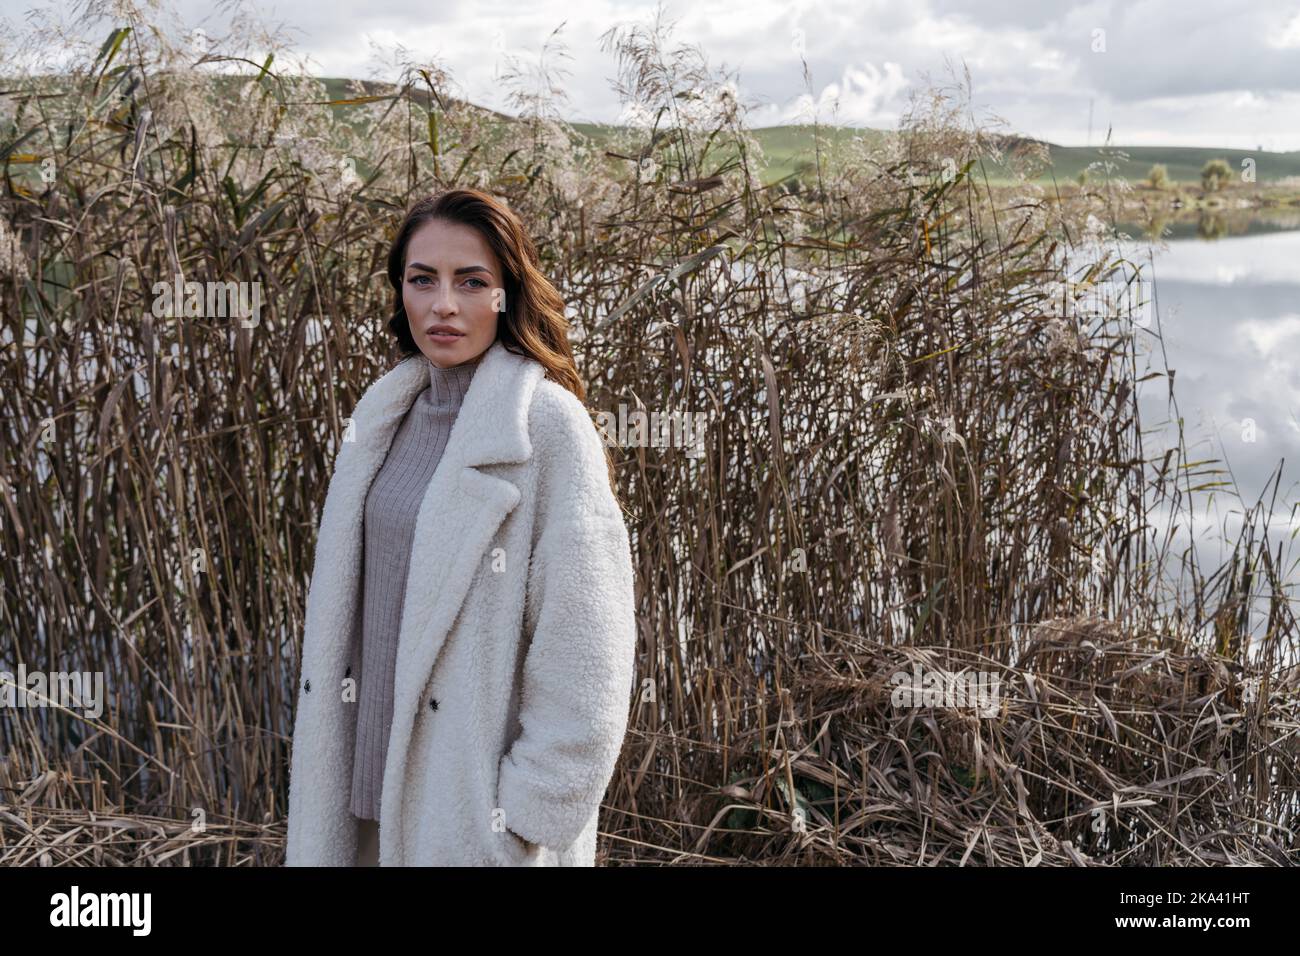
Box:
[1125,227,1300,527]
[1110,223,1300,649]
[1131,227,1300,491]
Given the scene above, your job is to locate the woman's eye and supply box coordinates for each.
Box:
[465,277,488,289]
[409,275,431,286]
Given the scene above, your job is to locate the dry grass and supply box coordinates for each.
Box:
[0,3,1296,865]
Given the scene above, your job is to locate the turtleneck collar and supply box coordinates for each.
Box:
[420,353,479,409]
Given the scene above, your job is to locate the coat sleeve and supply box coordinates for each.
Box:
[495,386,638,852]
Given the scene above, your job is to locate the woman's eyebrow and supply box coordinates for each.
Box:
[406,262,493,276]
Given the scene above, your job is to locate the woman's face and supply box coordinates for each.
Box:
[402,218,503,368]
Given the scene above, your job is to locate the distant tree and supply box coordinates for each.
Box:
[1201,159,1232,192]
[1076,169,1089,187]
[1147,163,1169,189]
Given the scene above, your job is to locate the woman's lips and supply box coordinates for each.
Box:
[427,329,464,342]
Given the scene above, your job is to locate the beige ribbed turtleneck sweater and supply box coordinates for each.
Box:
[350,353,479,822]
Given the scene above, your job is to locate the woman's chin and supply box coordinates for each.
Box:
[422,341,475,367]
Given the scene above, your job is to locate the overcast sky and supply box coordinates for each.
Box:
[7,0,1300,149]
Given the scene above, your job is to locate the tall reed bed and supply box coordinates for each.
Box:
[0,3,1295,864]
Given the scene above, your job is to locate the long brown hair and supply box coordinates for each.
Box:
[385,188,618,494]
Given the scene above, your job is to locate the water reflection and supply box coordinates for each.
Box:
[1122,227,1300,509]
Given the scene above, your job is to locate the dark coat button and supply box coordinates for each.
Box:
[304,679,311,693]
[429,698,438,711]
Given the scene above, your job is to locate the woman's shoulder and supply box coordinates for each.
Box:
[526,376,601,456]
[524,376,617,513]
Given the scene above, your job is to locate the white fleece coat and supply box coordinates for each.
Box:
[284,339,637,866]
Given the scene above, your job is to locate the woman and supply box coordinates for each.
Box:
[284,188,638,866]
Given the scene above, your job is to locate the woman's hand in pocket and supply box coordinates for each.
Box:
[506,826,535,857]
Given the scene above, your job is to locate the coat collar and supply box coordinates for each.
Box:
[349,337,543,472]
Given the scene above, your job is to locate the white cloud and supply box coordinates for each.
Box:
[1267,11,1300,50]
[782,60,909,125]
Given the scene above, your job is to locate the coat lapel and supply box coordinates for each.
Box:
[377,339,545,859]
[317,340,543,683]
[387,339,543,726]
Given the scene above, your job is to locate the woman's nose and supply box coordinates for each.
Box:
[431,289,457,315]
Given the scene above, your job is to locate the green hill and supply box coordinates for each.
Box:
[12,72,1297,189]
